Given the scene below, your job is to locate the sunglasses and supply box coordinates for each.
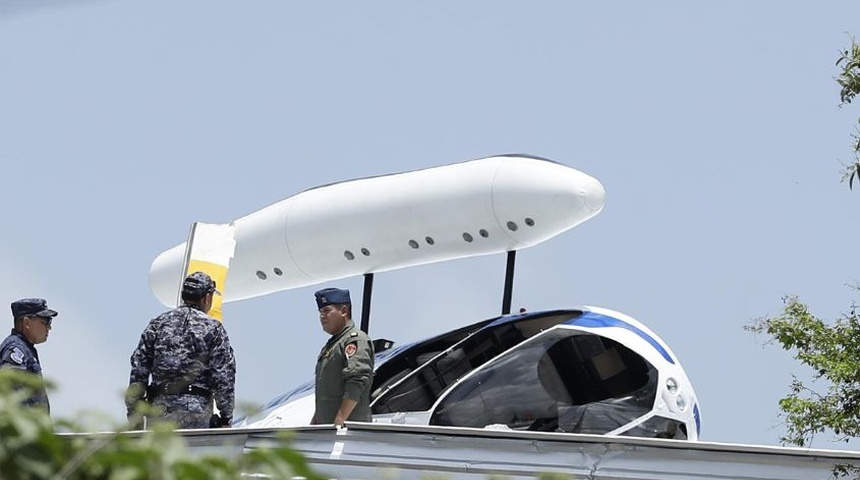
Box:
[29,316,52,327]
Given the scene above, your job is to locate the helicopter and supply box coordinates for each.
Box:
[149,154,699,441]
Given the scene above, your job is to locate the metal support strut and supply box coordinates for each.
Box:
[360,273,374,334]
[502,250,516,315]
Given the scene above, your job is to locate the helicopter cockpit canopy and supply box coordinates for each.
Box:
[239,307,699,441]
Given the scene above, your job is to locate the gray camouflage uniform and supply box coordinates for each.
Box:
[1,298,58,413]
[314,319,374,423]
[0,330,50,412]
[126,304,235,428]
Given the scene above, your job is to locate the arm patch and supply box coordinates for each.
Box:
[9,347,25,365]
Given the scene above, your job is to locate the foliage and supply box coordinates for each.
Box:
[742,35,860,478]
[836,36,860,189]
[746,32,860,461]
[0,369,324,480]
[745,294,860,448]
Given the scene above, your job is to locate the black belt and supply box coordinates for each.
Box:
[148,383,211,399]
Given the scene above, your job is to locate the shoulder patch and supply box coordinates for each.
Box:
[9,347,25,365]
[345,342,358,358]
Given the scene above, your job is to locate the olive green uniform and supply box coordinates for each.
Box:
[314,319,374,423]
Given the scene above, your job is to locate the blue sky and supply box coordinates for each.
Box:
[1,1,859,447]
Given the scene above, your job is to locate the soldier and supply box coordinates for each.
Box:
[311,287,374,427]
[0,298,58,412]
[125,271,236,429]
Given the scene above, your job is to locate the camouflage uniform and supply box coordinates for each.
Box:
[0,329,50,411]
[314,319,374,423]
[1,298,58,413]
[126,304,235,428]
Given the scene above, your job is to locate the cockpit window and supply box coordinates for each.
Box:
[370,321,490,409]
[430,328,657,434]
[372,312,583,414]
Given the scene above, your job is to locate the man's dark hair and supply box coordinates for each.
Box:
[181,291,207,306]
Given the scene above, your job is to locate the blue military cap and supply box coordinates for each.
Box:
[11,298,58,318]
[315,288,351,309]
[182,271,221,298]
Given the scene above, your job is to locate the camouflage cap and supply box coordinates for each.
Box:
[182,271,221,298]
[315,287,351,309]
[11,298,58,318]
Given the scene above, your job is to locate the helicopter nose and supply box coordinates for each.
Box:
[582,175,605,213]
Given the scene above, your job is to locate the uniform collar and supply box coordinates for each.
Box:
[10,328,36,349]
[180,303,206,313]
[336,319,355,336]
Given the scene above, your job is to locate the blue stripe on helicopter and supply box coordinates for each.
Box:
[567,312,676,364]
[693,403,701,436]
